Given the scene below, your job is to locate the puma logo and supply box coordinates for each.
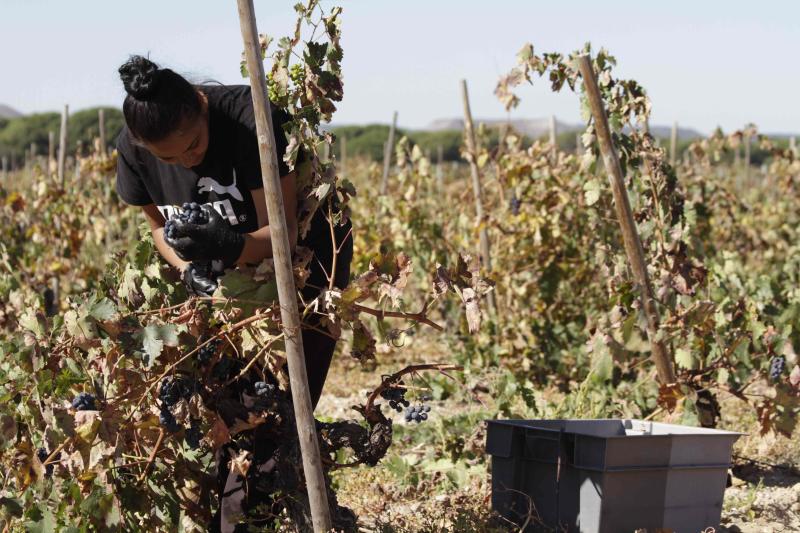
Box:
[197,170,244,202]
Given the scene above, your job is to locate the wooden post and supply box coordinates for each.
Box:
[790,136,797,157]
[575,133,582,157]
[30,142,37,171]
[380,111,397,195]
[460,79,496,314]
[577,55,676,385]
[98,109,107,159]
[744,132,751,182]
[1,156,7,185]
[48,131,55,179]
[436,145,444,191]
[669,121,678,167]
[339,135,346,178]
[235,1,332,531]
[73,140,83,184]
[58,104,69,188]
[549,114,557,159]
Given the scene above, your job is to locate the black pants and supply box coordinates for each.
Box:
[299,211,353,407]
[210,214,353,531]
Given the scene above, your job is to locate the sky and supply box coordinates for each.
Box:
[1,0,799,134]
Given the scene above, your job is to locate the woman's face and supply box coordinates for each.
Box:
[143,91,210,169]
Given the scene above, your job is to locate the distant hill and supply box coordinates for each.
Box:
[0,104,23,119]
[426,117,575,139]
[646,124,703,140]
[425,117,703,140]
[0,107,124,163]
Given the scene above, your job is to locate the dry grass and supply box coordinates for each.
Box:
[317,338,800,532]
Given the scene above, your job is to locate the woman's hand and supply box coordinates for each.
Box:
[181,261,222,297]
[164,207,245,266]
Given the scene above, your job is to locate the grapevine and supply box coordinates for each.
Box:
[0,6,798,532]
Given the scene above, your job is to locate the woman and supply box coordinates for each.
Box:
[115,55,352,530]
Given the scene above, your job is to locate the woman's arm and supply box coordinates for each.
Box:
[141,204,190,270]
[235,171,298,266]
[142,170,297,268]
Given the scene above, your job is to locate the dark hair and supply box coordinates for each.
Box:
[118,55,202,142]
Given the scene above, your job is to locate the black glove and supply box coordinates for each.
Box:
[182,261,223,297]
[165,206,245,267]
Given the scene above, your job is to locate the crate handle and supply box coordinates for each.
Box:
[524,433,561,464]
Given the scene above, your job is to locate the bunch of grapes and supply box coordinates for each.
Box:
[254,381,276,398]
[197,338,220,365]
[404,404,430,423]
[266,71,280,103]
[380,381,410,413]
[769,355,786,381]
[71,392,96,411]
[289,63,304,84]
[164,203,209,240]
[37,447,54,477]
[159,407,180,433]
[158,376,196,408]
[158,377,198,433]
[509,194,521,215]
[185,419,202,449]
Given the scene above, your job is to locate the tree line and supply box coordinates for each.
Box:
[0,107,124,167]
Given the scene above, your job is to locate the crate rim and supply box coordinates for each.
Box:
[485,418,745,438]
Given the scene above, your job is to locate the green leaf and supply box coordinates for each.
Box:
[675,348,694,370]
[64,309,97,340]
[305,41,328,67]
[0,496,23,518]
[516,43,533,63]
[26,508,56,533]
[583,179,602,206]
[351,319,376,362]
[18,309,45,337]
[138,323,179,367]
[89,297,117,321]
[217,270,279,318]
[580,95,592,122]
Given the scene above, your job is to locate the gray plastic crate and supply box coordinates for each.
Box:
[486,419,741,533]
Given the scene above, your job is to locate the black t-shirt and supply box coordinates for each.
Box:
[115,84,353,296]
[115,84,291,234]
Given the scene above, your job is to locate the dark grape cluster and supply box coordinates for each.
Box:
[158,377,196,408]
[71,392,96,411]
[380,382,409,413]
[37,447,54,477]
[769,355,786,381]
[197,338,220,365]
[254,381,276,398]
[159,407,180,433]
[164,202,209,240]
[405,404,430,423]
[185,419,201,449]
[509,194,521,215]
[158,377,198,433]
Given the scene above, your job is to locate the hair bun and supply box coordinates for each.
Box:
[119,55,161,100]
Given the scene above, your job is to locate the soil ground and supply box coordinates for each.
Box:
[316,340,800,533]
